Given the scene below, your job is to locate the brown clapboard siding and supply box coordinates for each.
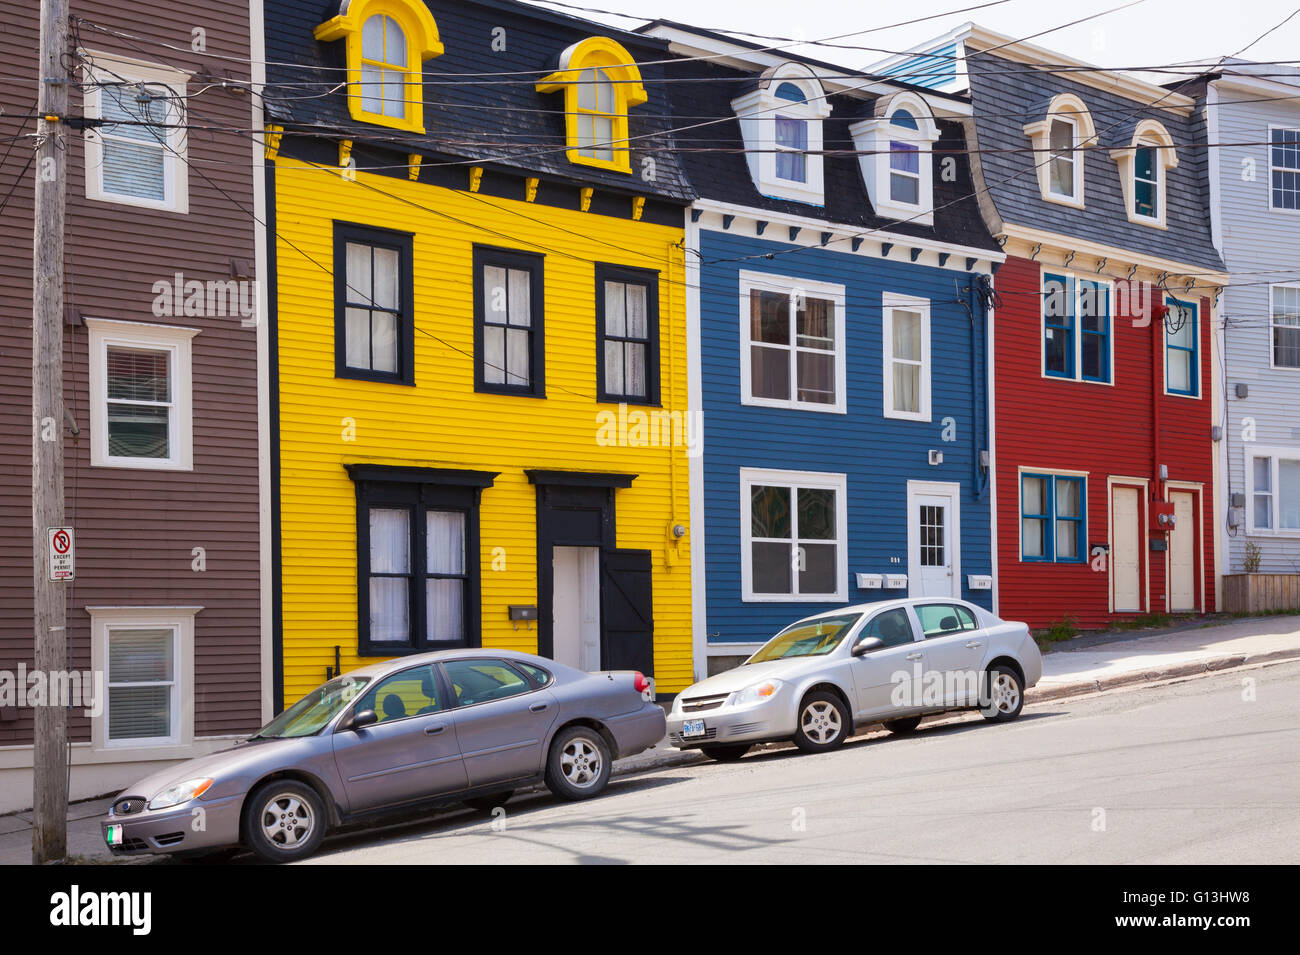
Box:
[0,1,261,746]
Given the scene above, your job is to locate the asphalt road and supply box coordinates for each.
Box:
[287,661,1300,864]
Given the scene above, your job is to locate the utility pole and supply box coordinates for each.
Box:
[31,0,70,865]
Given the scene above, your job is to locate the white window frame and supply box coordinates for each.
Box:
[1245,446,1300,537]
[1022,93,1095,210]
[1111,119,1177,229]
[87,317,199,471]
[81,51,190,214]
[738,271,847,414]
[1045,115,1080,202]
[1268,125,1300,215]
[1269,282,1300,370]
[850,91,941,225]
[731,64,832,207]
[740,467,849,603]
[882,292,932,421]
[88,605,200,755]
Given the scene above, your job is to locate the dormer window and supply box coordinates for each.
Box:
[732,63,832,206]
[1022,93,1095,208]
[537,37,648,174]
[314,0,444,134]
[851,92,940,224]
[1112,119,1177,228]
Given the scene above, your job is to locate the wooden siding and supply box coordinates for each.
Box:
[273,158,693,700]
[0,2,261,746]
[1222,574,1300,613]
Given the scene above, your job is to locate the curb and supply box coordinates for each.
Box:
[1028,647,1300,703]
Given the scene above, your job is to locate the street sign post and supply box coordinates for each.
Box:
[47,526,74,582]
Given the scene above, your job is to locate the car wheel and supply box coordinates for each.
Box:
[544,726,612,801]
[793,691,850,754]
[882,716,923,735]
[463,790,514,813]
[980,665,1024,722]
[700,744,750,762]
[241,780,327,864]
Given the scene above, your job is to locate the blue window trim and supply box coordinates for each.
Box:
[1165,296,1199,397]
[1079,279,1110,383]
[1021,473,1087,564]
[1043,273,1074,379]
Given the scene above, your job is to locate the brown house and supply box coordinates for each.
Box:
[0,2,265,811]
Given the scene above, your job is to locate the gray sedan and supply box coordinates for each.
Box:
[100,649,664,862]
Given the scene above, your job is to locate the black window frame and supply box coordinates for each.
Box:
[595,263,661,405]
[354,477,485,656]
[473,245,546,397]
[333,221,416,385]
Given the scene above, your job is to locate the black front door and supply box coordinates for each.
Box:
[600,548,654,676]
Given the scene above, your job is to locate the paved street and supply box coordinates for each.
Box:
[285,661,1300,865]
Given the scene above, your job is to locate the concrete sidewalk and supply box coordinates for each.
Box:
[4,612,1298,865]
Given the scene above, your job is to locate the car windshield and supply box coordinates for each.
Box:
[251,676,371,739]
[747,614,863,663]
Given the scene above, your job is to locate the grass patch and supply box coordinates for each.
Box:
[1035,615,1079,649]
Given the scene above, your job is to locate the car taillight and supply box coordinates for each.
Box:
[633,672,651,694]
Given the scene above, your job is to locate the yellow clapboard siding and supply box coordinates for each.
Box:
[274,158,693,704]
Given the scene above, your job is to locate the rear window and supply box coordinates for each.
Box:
[916,604,979,638]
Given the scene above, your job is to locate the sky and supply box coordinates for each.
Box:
[520,0,1300,81]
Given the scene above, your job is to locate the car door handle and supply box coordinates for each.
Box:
[965,641,983,649]
[424,724,447,736]
[905,652,923,661]
[529,702,549,713]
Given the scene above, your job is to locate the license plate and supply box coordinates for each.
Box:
[681,719,706,739]
[105,824,123,847]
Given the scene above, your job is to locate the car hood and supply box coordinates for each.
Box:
[678,657,830,697]
[113,736,312,802]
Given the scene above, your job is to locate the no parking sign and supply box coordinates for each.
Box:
[47,527,74,581]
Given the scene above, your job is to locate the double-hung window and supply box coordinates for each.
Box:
[1021,473,1085,563]
[740,272,845,413]
[1270,127,1300,211]
[334,222,415,384]
[352,469,493,654]
[742,468,847,601]
[1270,284,1300,368]
[774,83,809,183]
[882,293,931,421]
[1164,297,1199,397]
[596,264,659,403]
[1048,117,1077,200]
[1248,450,1300,534]
[1133,145,1160,220]
[474,246,545,396]
[1043,273,1110,383]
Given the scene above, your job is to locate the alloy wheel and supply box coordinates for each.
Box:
[800,700,842,744]
[991,673,1021,713]
[560,737,603,789]
[261,793,315,849]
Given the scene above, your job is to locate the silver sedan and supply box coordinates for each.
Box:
[100,649,664,862]
[666,598,1042,761]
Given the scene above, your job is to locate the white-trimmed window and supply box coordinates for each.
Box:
[731,63,831,206]
[1112,119,1177,228]
[739,271,846,413]
[1270,284,1300,368]
[1047,116,1079,200]
[851,91,941,224]
[1022,93,1095,208]
[1247,448,1300,535]
[1269,127,1300,212]
[882,292,931,421]
[86,318,198,470]
[741,468,848,602]
[89,606,199,752]
[81,53,189,213]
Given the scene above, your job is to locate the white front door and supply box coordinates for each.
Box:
[1169,491,1197,612]
[908,483,959,598]
[1111,487,1142,612]
[552,546,601,672]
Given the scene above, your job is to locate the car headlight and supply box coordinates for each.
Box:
[733,679,784,706]
[148,777,214,810]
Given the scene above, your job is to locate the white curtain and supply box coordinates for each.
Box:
[369,508,409,642]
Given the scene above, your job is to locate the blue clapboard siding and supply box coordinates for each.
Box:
[699,228,994,645]
[877,42,960,90]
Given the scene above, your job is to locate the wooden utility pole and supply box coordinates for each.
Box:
[31,0,70,865]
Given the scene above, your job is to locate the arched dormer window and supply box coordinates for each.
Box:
[315,0,444,134]
[536,37,647,174]
[1111,119,1177,228]
[731,63,832,206]
[850,91,941,223]
[1022,92,1097,208]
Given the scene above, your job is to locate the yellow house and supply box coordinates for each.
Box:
[265,0,696,709]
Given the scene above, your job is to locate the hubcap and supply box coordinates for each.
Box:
[261,793,314,849]
[560,737,603,789]
[991,673,1021,713]
[800,701,842,744]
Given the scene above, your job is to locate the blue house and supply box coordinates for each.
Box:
[639,23,1005,675]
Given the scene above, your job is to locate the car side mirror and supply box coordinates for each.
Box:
[852,636,885,657]
[347,709,378,731]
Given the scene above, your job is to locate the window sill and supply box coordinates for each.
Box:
[742,593,849,603]
[741,395,845,415]
[884,409,932,423]
[85,192,188,215]
[336,368,415,386]
[1042,192,1085,210]
[92,457,192,472]
[475,384,547,399]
